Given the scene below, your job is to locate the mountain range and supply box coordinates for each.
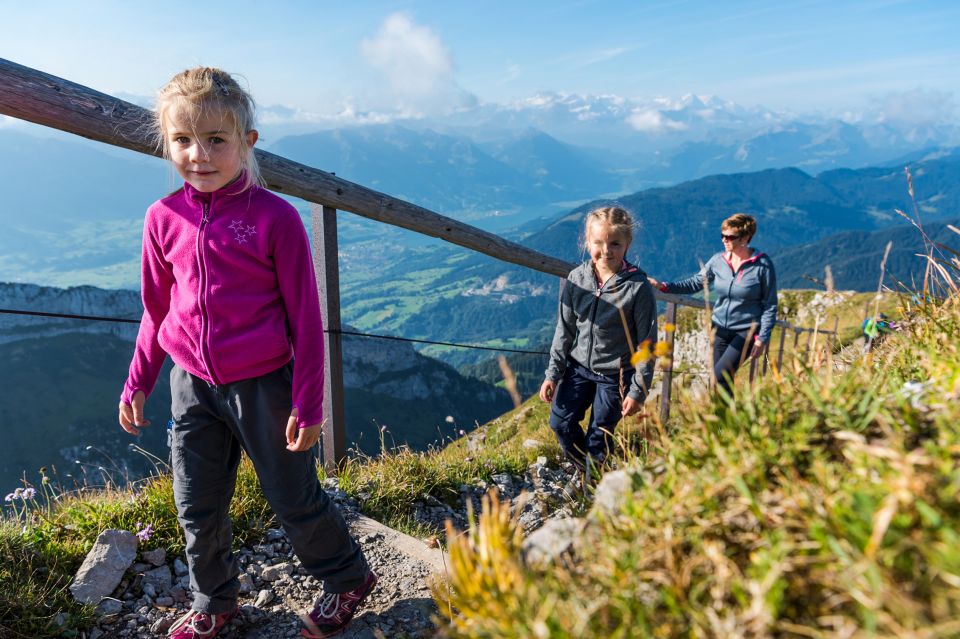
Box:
[3,114,957,291]
[2,107,959,485]
[366,148,960,368]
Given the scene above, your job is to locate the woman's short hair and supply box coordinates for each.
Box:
[721,213,757,241]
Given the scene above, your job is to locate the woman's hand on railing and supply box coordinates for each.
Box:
[118,391,149,435]
[647,276,660,289]
[750,339,767,359]
[539,379,556,403]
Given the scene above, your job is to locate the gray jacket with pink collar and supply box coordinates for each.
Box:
[546,259,658,401]
[663,249,778,344]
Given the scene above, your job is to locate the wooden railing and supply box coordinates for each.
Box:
[0,58,834,470]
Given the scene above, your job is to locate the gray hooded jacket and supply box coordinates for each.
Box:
[664,249,778,344]
[546,260,658,401]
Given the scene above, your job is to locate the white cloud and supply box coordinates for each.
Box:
[572,46,632,69]
[360,12,476,114]
[874,88,956,126]
[626,107,687,133]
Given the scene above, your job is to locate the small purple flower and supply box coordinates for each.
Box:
[135,522,154,542]
[3,493,14,503]
[21,488,36,500]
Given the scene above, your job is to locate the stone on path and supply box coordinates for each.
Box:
[69,529,138,605]
[521,518,583,569]
[590,470,634,520]
[141,565,173,594]
[141,548,167,566]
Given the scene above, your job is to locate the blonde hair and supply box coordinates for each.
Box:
[721,213,757,242]
[582,205,635,247]
[154,67,261,191]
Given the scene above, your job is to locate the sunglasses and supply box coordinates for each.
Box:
[721,233,742,241]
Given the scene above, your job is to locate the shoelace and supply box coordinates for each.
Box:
[170,610,216,636]
[317,592,342,619]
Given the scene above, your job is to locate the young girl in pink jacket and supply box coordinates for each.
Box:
[118,67,375,639]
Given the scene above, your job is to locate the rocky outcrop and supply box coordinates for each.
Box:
[0,282,140,344]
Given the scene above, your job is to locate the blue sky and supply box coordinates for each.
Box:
[2,0,958,122]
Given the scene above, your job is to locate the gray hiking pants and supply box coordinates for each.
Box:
[170,362,368,614]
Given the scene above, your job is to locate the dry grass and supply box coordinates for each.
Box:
[433,290,960,638]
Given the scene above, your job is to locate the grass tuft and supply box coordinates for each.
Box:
[432,292,960,638]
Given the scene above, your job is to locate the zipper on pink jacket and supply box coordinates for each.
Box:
[196,200,221,384]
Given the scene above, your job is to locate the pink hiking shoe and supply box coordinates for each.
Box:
[299,571,378,638]
[167,606,239,638]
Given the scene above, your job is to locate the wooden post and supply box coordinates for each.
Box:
[659,302,677,423]
[761,329,771,377]
[792,327,801,367]
[311,204,347,473]
[775,324,787,373]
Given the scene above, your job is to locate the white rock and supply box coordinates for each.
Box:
[260,562,294,582]
[521,518,583,569]
[254,589,275,608]
[590,470,634,520]
[69,529,138,605]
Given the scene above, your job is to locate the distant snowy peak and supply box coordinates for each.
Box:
[497,91,777,131]
[429,91,803,151]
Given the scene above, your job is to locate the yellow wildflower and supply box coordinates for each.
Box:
[631,340,653,366]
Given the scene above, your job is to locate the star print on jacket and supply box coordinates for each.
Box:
[229,219,258,244]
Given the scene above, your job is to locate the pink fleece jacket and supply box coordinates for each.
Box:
[121,178,325,429]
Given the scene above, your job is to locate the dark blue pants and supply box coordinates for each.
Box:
[548,360,625,467]
[713,325,752,397]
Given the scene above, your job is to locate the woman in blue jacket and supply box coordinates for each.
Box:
[649,213,777,396]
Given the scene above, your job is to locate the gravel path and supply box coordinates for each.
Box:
[87,498,445,638]
[84,454,577,639]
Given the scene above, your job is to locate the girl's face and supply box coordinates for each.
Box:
[164,107,258,193]
[586,220,630,271]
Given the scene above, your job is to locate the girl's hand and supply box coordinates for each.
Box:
[286,408,322,452]
[118,390,149,435]
[750,340,766,359]
[621,396,644,417]
[539,380,556,403]
[647,276,660,289]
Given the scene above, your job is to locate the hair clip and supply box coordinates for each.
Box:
[212,76,230,96]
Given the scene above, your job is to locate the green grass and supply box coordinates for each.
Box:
[0,400,558,637]
[333,401,559,535]
[2,282,953,638]
[0,460,273,638]
[434,290,960,638]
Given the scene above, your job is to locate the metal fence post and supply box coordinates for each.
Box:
[659,302,677,423]
[311,204,347,473]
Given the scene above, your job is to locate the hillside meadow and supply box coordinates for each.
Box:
[1,278,957,637]
[436,289,960,636]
